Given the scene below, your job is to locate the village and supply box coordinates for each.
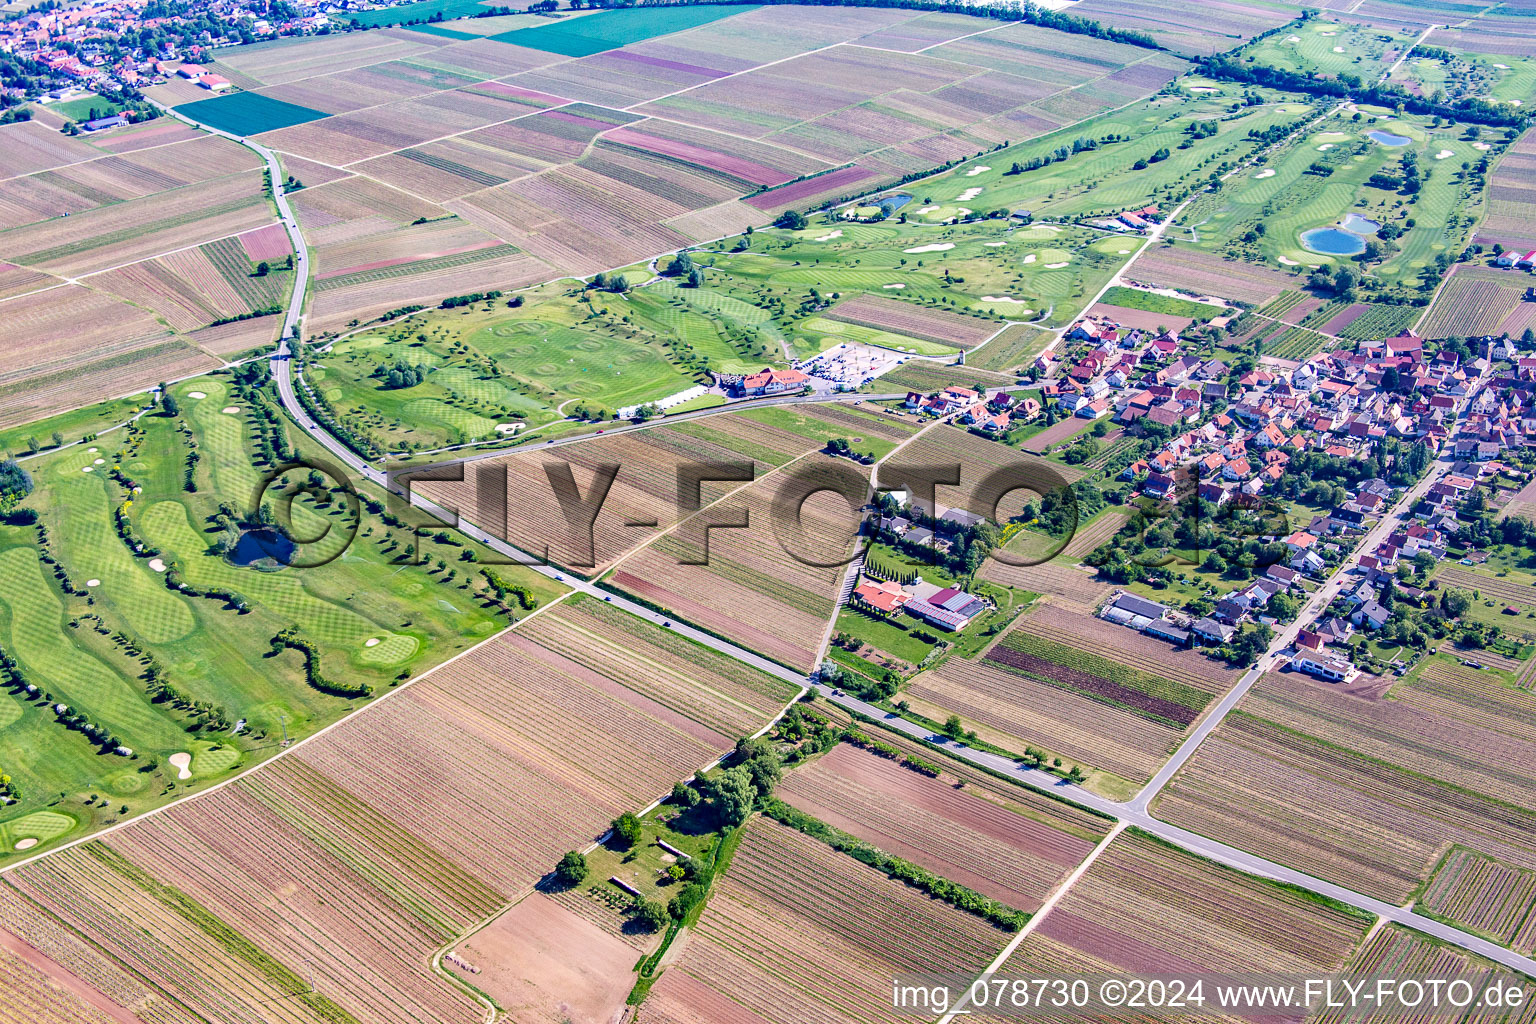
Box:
[881,290,1536,689]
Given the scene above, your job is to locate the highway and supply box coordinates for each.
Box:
[163,104,1536,983]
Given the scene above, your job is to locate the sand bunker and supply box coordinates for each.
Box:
[1317,143,1335,151]
[1022,254,1037,263]
[1332,46,1345,52]
[882,283,906,289]
[14,838,36,851]
[1318,132,1349,139]
[86,579,100,587]
[1045,261,1069,269]
[965,165,990,176]
[221,406,240,414]
[1287,34,1300,41]
[149,558,167,572]
[365,638,381,647]
[1279,256,1302,266]
[93,458,104,465]
[1255,168,1276,179]
[80,466,93,473]
[957,187,983,202]
[1434,149,1454,159]
[1475,142,1491,151]
[981,296,1029,305]
[905,243,954,253]
[1495,63,1511,69]
[814,230,843,241]
[186,391,206,399]
[87,447,97,453]
[495,424,521,434]
[168,752,191,780]
[984,241,1007,247]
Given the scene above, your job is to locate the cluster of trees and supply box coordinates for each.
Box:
[1003,135,1105,176]
[665,250,706,288]
[480,569,537,612]
[588,272,630,293]
[1194,52,1527,127]
[268,629,372,698]
[373,358,429,390]
[439,290,502,309]
[825,438,875,464]
[0,460,33,519]
[871,492,1001,576]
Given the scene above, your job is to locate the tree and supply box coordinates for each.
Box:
[50,430,63,448]
[667,250,694,278]
[943,714,964,739]
[670,780,699,807]
[161,393,180,417]
[632,899,669,932]
[1269,591,1298,622]
[554,850,588,887]
[256,261,270,277]
[773,210,808,230]
[0,459,32,502]
[1441,588,1471,618]
[697,765,756,826]
[667,882,708,921]
[609,812,642,850]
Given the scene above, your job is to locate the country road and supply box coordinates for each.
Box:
[158,104,1536,983]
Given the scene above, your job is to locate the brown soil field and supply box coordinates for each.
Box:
[1154,670,1536,904]
[0,943,125,1024]
[0,119,102,178]
[1133,244,1295,305]
[997,828,1370,998]
[826,294,998,348]
[1019,415,1092,454]
[1085,301,1195,334]
[644,816,1009,1024]
[457,894,637,1024]
[1016,605,1238,694]
[880,424,1081,521]
[414,412,827,572]
[778,742,1095,909]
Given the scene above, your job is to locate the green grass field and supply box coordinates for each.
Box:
[1177,108,1481,290]
[1244,18,1417,82]
[909,83,1304,226]
[1099,286,1225,319]
[36,93,125,123]
[175,92,329,136]
[345,0,492,27]
[0,370,563,859]
[0,394,147,458]
[491,3,754,55]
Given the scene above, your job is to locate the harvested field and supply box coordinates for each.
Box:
[1020,415,1091,454]
[1068,0,1292,55]
[0,119,101,179]
[880,425,1080,522]
[644,816,1009,1024]
[3,597,791,1024]
[455,894,637,1024]
[0,944,123,1024]
[415,412,827,570]
[1013,605,1236,696]
[1155,669,1536,904]
[0,284,212,429]
[996,828,1370,998]
[238,223,293,263]
[981,557,1114,611]
[613,454,864,672]
[778,742,1096,910]
[1085,302,1194,334]
[1133,244,1295,305]
[0,173,271,277]
[826,294,998,349]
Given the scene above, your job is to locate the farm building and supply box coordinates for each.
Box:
[852,577,909,616]
[733,366,809,397]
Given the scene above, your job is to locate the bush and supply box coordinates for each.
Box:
[632,899,668,932]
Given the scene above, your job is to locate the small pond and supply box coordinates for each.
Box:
[1338,213,1381,234]
[878,194,912,213]
[1300,227,1367,256]
[1366,129,1411,147]
[229,528,296,567]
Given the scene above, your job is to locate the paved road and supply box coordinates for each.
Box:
[167,103,1536,984]
[1129,450,1460,814]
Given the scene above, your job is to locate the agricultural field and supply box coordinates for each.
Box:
[994,828,1373,997]
[904,604,1237,795]
[0,371,556,859]
[412,401,910,570]
[1068,0,1295,56]
[1419,265,1535,338]
[641,815,1012,1024]
[0,593,793,1024]
[611,452,868,672]
[1475,126,1536,253]
[1317,925,1536,1024]
[1154,668,1536,907]
[1176,107,1486,291]
[777,741,1100,911]
[1133,242,1298,305]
